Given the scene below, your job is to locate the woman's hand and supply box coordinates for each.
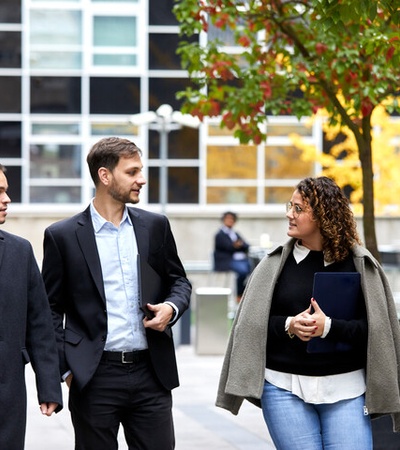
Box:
[288,304,319,341]
[309,298,326,338]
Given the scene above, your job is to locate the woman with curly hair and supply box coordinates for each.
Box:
[216,176,400,449]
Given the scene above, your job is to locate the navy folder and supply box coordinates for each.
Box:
[137,254,162,319]
[307,272,361,353]
[137,255,172,337]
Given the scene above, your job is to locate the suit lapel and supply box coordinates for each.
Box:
[76,208,106,302]
[0,231,5,270]
[129,208,149,261]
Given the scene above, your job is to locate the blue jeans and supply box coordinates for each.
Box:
[230,259,251,296]
[261,381,372,450]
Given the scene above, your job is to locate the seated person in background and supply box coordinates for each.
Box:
[213,211,251,301]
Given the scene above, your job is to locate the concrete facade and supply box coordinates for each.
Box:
[3,209,400,265]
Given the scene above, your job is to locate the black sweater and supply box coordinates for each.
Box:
[266,250,368,376]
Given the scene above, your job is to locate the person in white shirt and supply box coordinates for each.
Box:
[217,177,400,449]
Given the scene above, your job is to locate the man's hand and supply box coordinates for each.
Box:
[233,239,243,248]
[65,373,73,388]
[40,402,59,416]
[143,303,174,332]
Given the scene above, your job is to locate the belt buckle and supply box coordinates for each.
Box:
[121,351,132,364]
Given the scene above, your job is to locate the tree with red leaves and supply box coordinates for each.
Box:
[174,0,400,259]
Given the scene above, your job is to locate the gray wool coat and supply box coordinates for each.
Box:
[216,238,400,431]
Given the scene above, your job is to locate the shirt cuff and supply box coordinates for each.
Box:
[321,316,332,338]
[285,316,293,332]
[165,301,179,324]
[285,316,294,338]
[62,370,71,381]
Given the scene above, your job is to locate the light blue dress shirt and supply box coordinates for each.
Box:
[90,202,148,351]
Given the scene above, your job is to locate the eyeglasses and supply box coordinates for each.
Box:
[286,201,305,218]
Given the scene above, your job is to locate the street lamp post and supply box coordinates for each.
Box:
[130,104,199,214]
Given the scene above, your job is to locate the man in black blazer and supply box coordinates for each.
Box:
[42,137,191,450]
[213,211,251,301]
[0,164,62,450]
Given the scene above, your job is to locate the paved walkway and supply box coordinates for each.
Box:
[24,344,274,449]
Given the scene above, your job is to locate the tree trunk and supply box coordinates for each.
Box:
[357,130,380,261]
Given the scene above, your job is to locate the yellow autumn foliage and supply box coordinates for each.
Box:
[291,105,400,216]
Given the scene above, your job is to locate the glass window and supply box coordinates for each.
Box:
[207,187,257,204]
[90,77,140,114]
[267,122,312,137]
[149,128,199,159]
[149,34,183,71]
[207,145,257,179]
[264,187,295,204]
[30,77,81,113]
[265,145,313,179]
[168,167,199,203]
[30,144,81,178]
[148,167,199,203]
[148,167,159,203]
[0,32,21,68]
[30,10,82,69]
[0,77,21,113]
[31,51,82,70]
[93,16,136,46]
[208,123,240,136]
[32,123,80,135]
[93,54,136,66]
[0,122,21,157]
[30,10,81,45]
[91,122,138,136]
[149,0,178,26]
[30,186,81,203]
[208,22,236,46]
[92,0,137,2]
[3,166,21,203]
[0,0,21,23]
[149,78,192,112]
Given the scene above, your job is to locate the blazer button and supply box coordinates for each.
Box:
[101,335,106,341]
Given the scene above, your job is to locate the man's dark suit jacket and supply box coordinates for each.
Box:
[213,228,250,271]
[42,206,191,392]
[0,230,62,448]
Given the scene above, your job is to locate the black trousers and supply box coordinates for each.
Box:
[69,354,174,450]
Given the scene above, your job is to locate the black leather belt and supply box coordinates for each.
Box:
[101,350,149,364]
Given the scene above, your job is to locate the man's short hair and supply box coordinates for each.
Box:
[86,137,142,185]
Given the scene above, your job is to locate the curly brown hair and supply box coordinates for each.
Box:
[296,177,362,262]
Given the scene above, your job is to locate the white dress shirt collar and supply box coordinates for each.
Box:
[90,199,131,232]
[293,240,332,267]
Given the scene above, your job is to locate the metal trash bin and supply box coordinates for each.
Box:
[195,287,231,355]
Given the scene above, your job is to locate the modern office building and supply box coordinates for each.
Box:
[0,0,322,211]
[2,0,400,268]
